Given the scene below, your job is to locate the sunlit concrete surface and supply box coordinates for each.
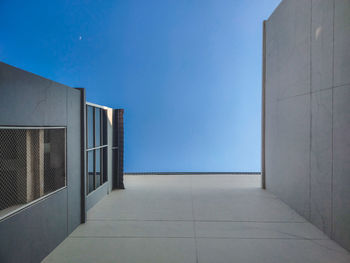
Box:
[43,174,350,263]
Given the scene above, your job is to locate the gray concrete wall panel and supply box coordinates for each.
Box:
[311,0,334,92]
[0,62,68,126]
[0,189,68,263]
[310,89,332,236]
[265,0,350,252]
[334,0,350,86]
[265,0,311,219]
[86,183,109,211]
[332,85,350,250]
[67,89,82,234]
[266,0,311,100]
[0,62,83,262]
[265,100,279,192]
[269,95,311,218]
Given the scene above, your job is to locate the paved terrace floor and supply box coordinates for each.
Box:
[43,174,350,263]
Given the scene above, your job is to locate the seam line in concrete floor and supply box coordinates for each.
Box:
[190,176,199,263]
[86,219,306,223]
[69,236,328,240]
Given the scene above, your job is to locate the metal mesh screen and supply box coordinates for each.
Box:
[0,128,66,218]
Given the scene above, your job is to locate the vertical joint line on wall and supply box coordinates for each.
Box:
[261,20,267,190]
[331,0,335,238]
[309,0,313,220]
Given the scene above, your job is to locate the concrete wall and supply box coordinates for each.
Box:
[86,182,109,210]
[0,62,83,262]
[264,0,350,251]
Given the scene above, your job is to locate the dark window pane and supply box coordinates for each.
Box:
[102,110,107,145]
[87,106,94,149]
[95,149,101,187]
[102,147,107,183]
[95,108,101,147]
[88,150,94,193]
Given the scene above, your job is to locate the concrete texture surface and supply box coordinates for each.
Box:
[0,62,82,263]
[265,0,350,251]
[333,85,350,250]
[42,174,350,263]
[310,89,332,236]
[334,0,350,86]
[311,0,334,92]
[265,0,311,100]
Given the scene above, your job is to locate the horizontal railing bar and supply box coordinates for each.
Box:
[86,145,108,151]
[124,172,261,175]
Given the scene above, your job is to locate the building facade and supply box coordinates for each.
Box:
[262,0,350,252]
[0,62,124,262]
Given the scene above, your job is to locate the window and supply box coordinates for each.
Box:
[0,128,66,219]
[86,105,108,194]
[88,150,94,193]
[87,106,94,149]
[95,108,101,147]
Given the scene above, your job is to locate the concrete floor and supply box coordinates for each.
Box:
[43,174,350,263]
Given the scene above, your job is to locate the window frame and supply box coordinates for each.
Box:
[86,103,108,195]
[0,126,67,221]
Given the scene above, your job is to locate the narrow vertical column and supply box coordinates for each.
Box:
[261,20,267,189]
[75,87,87,224]
[113,109,125,189]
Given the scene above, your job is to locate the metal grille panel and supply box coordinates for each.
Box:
[0,128,66,218]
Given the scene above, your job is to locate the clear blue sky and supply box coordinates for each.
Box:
[0,0,281,172]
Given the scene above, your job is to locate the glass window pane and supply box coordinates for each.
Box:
[87,106,94,149]
[88,150,94,193]
[95,149,101,187]
[102,147,107,183]
[95,108,101,147]
[102,110,107,145]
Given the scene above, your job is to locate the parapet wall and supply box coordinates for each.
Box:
[264,0,350,251]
